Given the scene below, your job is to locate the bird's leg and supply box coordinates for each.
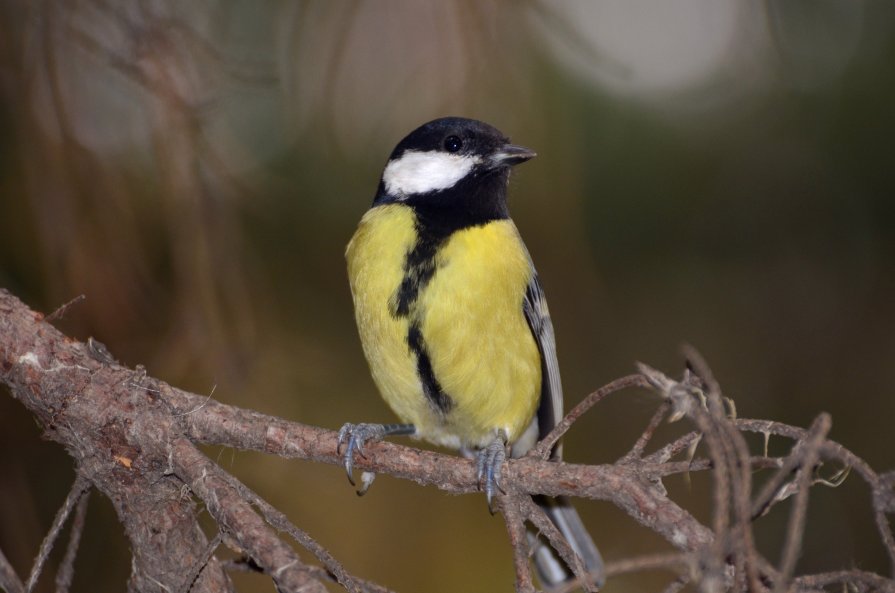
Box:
[476,429,509,512]
[337,423,415,485]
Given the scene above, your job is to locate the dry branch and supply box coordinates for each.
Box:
[25,477,90,593]
[170,438,326,593]
[54,488,89,593]
[1,288,894,593]
[0,547,24,593]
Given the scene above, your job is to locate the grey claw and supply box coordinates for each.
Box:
[352,435,366,458]
[344,440,357,485]
[338,423,366,485]
[337,423,415,492]
[476,434,508,512]
[337,423,391,487]
[337,423,355,454]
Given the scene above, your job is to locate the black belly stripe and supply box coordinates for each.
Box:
[391,202,512,415]
[391,234,442,317]
[407,324,453,414]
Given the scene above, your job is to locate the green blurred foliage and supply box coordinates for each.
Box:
[1,1,894,591]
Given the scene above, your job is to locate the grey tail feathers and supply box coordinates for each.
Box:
[531,495,604,589]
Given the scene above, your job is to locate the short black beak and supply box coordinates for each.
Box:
[490,143,537,168]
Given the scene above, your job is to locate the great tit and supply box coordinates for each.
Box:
[340,117,604,587]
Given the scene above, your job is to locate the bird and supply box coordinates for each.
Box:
[340,116,604,588]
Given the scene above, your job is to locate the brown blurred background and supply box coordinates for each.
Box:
[1,1,894,591]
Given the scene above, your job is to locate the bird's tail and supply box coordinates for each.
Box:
[531,495,604,590]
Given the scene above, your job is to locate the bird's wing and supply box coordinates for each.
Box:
[522,273,564,461]
[523,272,606,586]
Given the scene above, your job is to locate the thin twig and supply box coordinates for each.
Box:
[681,344,721,402]
[220,554,394,593]
[498,496,537,593]
[0,547,25,593]
[519,497,597,593]
[877,506,895,579]
[751,449,808,521]
[723,408,761,592]
[641,356,764,591]
[620,401,670,462]
[685,346,763,592]
[793,569,895,592]
[704,401,743,588]
[603,552,688,578]
[737,418,895,574]
[639,363,733,584]
[531,374,650,460]
[54,490,90,593]
[177,532,223,593]
[44,295,86,322]
[298,566,395,593]
[550,555,690,593]
[644,456,783,480]
[643,431,702,465]
[25,476,90,593]
[220,475,382,593]
[774,414,831,593]
[170,439,327,593]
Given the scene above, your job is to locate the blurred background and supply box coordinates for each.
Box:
[1,1,894,591]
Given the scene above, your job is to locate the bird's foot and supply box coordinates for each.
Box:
[337,423,415,486]
[476,430,509,512]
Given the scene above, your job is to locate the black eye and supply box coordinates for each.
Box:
[444,135,463,153]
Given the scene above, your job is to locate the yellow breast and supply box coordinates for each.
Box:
[346,203,541,450]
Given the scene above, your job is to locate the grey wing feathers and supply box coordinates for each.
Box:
[523,273,606,588]
[523,274,564,460]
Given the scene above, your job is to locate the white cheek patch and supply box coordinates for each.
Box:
[383,150,481,197]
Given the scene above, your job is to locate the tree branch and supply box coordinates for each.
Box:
[25,477,90,593]
[170,438,327,593]
[2,287,894,592]
[0,547,24,593]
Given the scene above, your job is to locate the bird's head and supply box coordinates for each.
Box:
[374,117,536,206]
